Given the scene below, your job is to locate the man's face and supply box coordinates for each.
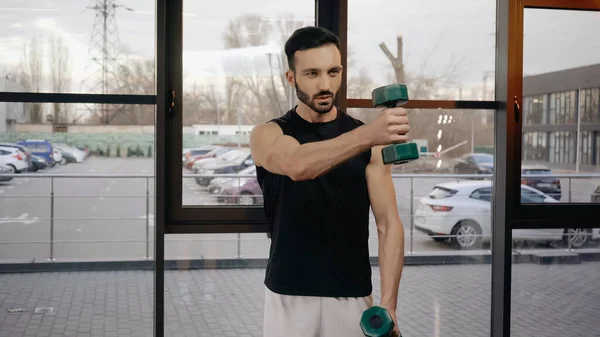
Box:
[287,44,343,114]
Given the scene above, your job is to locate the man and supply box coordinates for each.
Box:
[249,26,408,337]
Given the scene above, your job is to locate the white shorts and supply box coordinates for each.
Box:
[263,286,374,337]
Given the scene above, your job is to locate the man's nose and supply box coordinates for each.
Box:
[318,75,332,92]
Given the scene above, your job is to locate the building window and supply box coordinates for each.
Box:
[523,132,548,161]
[549,131,576,164]
[596,132,600,166]
[580,131,593,165]
[523,95,545,125]
[550,91,577,125]
[580,88,600,123]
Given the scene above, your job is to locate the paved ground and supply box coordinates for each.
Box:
[1,262,600,337]
[2,157,599,264]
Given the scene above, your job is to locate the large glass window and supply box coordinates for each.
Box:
[347,0,497,101]
[0,1,156,336]
[511,235,600,337]
[0,102,156,334]
[0,1,155,96]
[521,7,600,207]
[341,108,496,335]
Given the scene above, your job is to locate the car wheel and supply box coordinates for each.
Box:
[238,192,255,205]
[60,158,67,165]
[563,228,592,248]
[451,220,482,249]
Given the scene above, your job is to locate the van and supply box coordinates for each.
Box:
[16,139,55,166]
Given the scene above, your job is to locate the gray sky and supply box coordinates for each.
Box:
[0,0,598,98]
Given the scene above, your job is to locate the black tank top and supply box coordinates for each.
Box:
[256,107,373,298]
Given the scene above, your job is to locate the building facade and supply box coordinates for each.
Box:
[522,63,600,171]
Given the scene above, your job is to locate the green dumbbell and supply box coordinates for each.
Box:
[360,306,397,337]
[372,84,420,165]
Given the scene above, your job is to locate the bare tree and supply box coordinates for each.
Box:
[17,38,45,123]
[378,34,491,158]
[49,34,73,124]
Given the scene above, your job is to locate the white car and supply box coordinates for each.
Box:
[0,146,29,173]
[414,180,594,249]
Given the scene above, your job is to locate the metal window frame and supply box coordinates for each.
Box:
[0,92,155,105]
[162,0,349,234]
[509,0,600,230]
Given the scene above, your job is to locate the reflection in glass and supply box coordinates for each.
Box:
[522,8,600,204]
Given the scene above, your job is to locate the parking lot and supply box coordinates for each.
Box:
[1,155,599,264]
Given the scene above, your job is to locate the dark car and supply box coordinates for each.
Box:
[30,154,49,171]
[453,153,494,175]
[0,165,13,182]
[521,165,561,201]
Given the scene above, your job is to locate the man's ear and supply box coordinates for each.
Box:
[285,69,295,86]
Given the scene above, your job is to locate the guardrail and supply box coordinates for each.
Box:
[0,172,599,263]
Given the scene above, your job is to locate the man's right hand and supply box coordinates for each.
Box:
[364,107,410,146]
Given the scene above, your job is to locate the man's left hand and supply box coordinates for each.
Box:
[381,306,401,337]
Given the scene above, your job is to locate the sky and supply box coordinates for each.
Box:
[0,0,598,98]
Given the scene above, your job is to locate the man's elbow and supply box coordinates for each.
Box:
[265,154,311,181]
[288,163,312,181]
[376,214,404,236]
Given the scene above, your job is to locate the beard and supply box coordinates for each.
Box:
[295,81,336,114]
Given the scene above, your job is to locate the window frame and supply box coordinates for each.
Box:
[506,0,600,230]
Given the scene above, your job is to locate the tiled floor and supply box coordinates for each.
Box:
[1,262,599,336]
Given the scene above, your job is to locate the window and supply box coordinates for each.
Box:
[347,0,497,101]
[0,1,155,95]
[520,188,546,204]
[470,187,492,202]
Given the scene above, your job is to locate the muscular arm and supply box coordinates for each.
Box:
[366,146,405,311]
[250,122,374,181]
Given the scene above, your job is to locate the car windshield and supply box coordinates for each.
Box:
[473,154,493,163]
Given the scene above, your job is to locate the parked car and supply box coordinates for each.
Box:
[185,146,233,170]
[208,165,256,196]
[219,176,263,205]
[0,165,14,182]
[453,153,494,175]
[53,143,86,163]
[192,147,240,175]
[30,154,49,171]
[182,146,217,167]
[16,139,55,166]
[0,146,29,173]
[414,180,593,249]
[0,143,34,171]
[195,149,254,186]
[521,165,561,201]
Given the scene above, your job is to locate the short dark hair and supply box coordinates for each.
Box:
[284,26,341,71]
